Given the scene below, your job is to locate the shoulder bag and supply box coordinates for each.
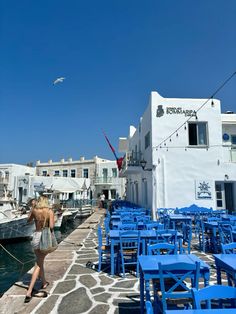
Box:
[39,210,58,253]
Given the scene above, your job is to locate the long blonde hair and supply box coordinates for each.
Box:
[36,195,49,209]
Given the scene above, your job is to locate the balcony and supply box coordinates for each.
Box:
[120,151,143,175]
[94,177,113,185]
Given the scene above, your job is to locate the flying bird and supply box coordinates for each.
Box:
[53,77,66,85]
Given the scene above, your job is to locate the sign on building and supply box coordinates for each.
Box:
[195,180,213,199]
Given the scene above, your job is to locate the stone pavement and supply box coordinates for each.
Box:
[0,209,228,314]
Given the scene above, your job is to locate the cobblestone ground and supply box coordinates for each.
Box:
[0,211,229,314]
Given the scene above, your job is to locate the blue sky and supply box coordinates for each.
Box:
[1,0,236,164]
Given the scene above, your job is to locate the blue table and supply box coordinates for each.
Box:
[166,310,236,314]
[214,254,236,286]
[139,254,210,314]
[168,214,192,229]
[109,229,183,276]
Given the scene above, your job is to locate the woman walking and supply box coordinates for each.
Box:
[25,196,55,303]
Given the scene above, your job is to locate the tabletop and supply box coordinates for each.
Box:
[109,229,183,239]
[213,254,236,270]
[139,254,210,272]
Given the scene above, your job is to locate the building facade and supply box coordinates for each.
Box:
[119,91,236,216]
[36,156,126,201]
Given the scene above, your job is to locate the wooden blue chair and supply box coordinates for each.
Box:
[221,242,236,254]
[145,301,154,314]
[218,222,233,244]
[147,242,177,255]
[97,225,111,272]
[192,285,236,309]
[118,230,140,278]
[156,261,200,312]
[118,223,137,230]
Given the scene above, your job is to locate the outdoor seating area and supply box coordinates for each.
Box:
[95,201,236,313]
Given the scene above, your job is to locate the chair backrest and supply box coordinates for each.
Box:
[119,230,140,252]
[145,222,164,230]
[192,285,236,309]
[218,222,233,244]
[158,261,200,311]
[156,229,178,244]
[207,217,221,222]
[145,301,154,314]
[118,223,137,230]
[147,242,177,255]
[221,242,236,254]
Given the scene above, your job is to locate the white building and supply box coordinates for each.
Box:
[119,91,236,216]
[0,164,36,200]
[36,156,126,201]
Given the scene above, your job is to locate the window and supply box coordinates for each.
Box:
[145,131,150,149]
[188,122,208,146]
[62,170,68,177]
[54,170,60,176]
[112,168,117,178]
[42,171,47,176]
[231,135,236,146]
[71,169,76,177]
[83,168,88,178]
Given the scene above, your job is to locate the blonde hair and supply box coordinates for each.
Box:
[36,195,49,209]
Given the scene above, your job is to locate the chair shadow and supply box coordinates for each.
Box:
[117,297,140,314]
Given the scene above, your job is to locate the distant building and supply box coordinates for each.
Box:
[36,156,126,201]
[119,91,236,216]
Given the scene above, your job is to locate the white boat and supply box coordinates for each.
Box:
[0,199,35,241]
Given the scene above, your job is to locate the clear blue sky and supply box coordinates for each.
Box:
[1,0,236,164]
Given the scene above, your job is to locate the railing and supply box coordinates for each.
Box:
[121,151,142,170]
[94,177,113,184]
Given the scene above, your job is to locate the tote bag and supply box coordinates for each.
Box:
[39,210,58,254]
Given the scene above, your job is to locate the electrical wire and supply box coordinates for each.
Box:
[153,71,236,150]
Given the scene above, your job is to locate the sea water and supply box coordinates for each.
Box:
[0,217,85,295]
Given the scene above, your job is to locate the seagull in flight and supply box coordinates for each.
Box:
[53,77,66,85]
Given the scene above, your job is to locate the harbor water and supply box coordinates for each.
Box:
[0,217,86,296]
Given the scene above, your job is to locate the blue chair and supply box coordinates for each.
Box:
[118,230,141,278]
[154,229,178,246]
[147,242,177,255]
[218,222,233,244]
[192,285,236,309]
[145,222,164,230]
[97,225,112,272]
[221,242,236,254]
[145,301,154,314]
[182,222,192,254]
[118,223,137,230]
[157,261,200,312]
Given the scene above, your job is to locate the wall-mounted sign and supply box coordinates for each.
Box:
[195,180,213,200]
[156,105,197,118]
[222,133,230,141]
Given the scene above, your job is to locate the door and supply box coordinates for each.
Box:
[18,187,23,204]
[224,183,234,214]
[215,183,225,210]
[102,168,108,183]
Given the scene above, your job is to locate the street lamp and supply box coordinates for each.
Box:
[140,159,152,171]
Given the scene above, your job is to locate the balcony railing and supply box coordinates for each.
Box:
[94,177,113,184]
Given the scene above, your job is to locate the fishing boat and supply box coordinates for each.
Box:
[0,198,35,241]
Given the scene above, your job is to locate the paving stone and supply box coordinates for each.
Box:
[99,275,114,285]
[113,280,137,289]
[65,275,77,280]
[88,304,110,314]
[79,274,97,288]
[35,295,59,314]
[53,280,76,294]
[77,250,95,254]
[94,292,112,303]
[113,298,140,306]
[69,264,96,274]
[90,287,105,294]
[58,287,92,314]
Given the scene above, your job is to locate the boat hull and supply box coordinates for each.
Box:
[0,216,35,241]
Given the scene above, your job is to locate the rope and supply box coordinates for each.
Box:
[0,243,35,280]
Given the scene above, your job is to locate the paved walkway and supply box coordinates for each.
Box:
[0,210,228,314]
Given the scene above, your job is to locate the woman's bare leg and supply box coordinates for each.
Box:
[26,250,46,297]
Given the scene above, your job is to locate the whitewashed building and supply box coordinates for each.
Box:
[36,156,126,201]
[119,91,236,216]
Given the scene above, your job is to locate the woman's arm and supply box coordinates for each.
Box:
[27,209,34,223]
[49,209,55,230]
